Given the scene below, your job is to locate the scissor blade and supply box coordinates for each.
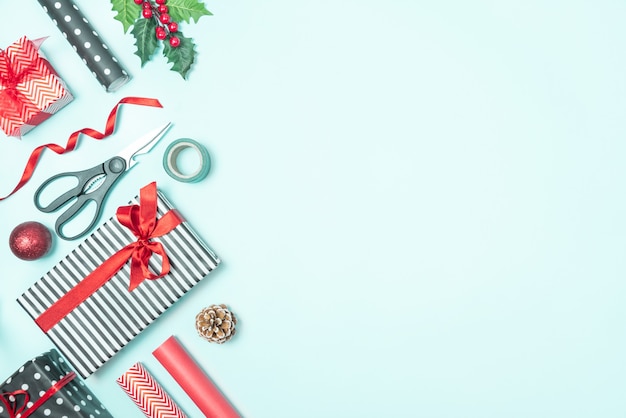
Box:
[117,122,172,169]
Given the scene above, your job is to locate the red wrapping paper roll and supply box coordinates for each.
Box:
[117,362,187,418]
[152,336,240,418]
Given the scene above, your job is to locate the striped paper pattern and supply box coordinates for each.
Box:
[118,362,187,418]
[17,192,220,378]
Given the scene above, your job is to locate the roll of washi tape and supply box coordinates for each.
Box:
[37,0,130,92]
[163,138,211,183]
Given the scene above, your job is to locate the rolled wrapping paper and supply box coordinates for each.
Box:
[153,336,241,418]
[37,0,130,91]
[117,362,187,418]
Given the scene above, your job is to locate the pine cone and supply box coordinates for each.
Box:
[195,304,237,344]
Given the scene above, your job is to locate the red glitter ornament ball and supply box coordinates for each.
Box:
[9,221,53,261]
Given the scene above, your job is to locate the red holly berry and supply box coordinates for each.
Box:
[155,27,167,40]
[142,8,153,18]
[168,22,178,32]
[169,36,180,47]
[159,13,171,24]
[142,1,152,8]
[158,4,168,13]
[134,0,143,4]
[155,0,166,4]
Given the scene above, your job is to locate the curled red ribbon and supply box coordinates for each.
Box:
[0,372,76,418]
[0,96,163,201]
[35,182,183,333]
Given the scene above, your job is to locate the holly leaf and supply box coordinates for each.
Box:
[111,0,140,33]
[131,18,159,66]
[167,0,212,24]
[163,34,196,78]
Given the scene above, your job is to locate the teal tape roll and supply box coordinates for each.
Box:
[163,138,211,183]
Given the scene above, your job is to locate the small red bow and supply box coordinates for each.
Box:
[0,390,28,418]
[0,372,76,418]
[0,37,45,125]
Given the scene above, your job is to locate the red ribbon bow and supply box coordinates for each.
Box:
[117,182,184,291]
[35,182,183,333]
[0,372,76,418]
[0,37,45,125]
[0,50,32,105]
[0,390,28,418]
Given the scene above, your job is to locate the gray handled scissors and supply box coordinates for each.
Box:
[34,123,172,241]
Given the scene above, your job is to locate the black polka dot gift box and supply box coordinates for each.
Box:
[0,349,112,418]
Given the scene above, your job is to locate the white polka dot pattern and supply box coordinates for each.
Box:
[0,349,113,417]
[35,0,130,91]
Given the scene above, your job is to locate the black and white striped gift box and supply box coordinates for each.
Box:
[17,191,220,378]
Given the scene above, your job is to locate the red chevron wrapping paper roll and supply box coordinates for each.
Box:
[0,36,73,137]
[117,362,187,418]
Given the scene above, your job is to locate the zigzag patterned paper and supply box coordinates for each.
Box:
[117,362,187,418]
[0,36,72,137]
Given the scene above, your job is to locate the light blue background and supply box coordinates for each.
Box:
[1,1,626,417]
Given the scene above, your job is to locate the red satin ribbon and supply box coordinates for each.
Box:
[35,182,183,333]
[0,372,76,418]
[0,96,163,201]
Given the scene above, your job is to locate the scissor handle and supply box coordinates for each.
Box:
[34,156,127,240]
[34,164,105,213]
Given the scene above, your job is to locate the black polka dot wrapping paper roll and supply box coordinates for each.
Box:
[37,0,130,92]
[0,349,113,417]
